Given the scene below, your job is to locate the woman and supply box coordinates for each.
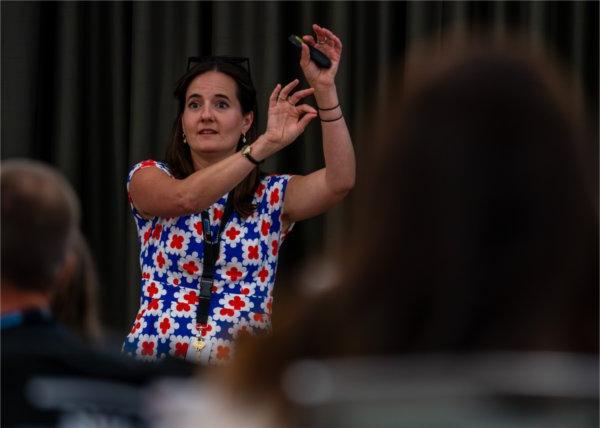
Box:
[123,25,355,364]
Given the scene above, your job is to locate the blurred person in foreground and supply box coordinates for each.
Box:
[1,159,193,428]
[148,33,597,428]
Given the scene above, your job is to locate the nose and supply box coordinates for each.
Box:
[200,104,214,121]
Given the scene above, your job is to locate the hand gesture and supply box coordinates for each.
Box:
[263,79,317,150]
[300,24,342,90]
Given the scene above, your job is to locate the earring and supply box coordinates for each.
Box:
[242,133,247,145]
[182,131,188,145]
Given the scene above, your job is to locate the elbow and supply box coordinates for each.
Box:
[331,177,355,200]
[174,187,198,215]
[345,175,356,193]
[339,174,356,195]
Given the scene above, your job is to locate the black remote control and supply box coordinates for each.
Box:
[288,34,332,69]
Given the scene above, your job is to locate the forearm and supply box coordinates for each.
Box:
[175,153,256,212]
[169,135,279,214]
[132,150,262,218]
[315,85,356,194]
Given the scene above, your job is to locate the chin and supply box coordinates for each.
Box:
[193,144,237,157]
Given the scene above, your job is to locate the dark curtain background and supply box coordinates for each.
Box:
[2,1,598,340]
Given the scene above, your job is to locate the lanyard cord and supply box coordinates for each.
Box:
[196,194,235,326]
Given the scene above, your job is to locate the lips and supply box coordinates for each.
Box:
[198,129,217,134]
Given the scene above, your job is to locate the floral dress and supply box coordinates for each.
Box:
[122,160,293,365]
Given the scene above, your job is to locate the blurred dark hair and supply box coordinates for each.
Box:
[51,230,102,343]
[1,159,80,291]
[293,39,595,360]
[165,57,261,217]
[340,35,597,355]
[228,34,598,401]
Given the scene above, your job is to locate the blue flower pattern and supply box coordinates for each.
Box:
[122,160,292,365]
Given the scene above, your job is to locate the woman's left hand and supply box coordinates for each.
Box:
[300,24,342,90]
[262,79,317,151]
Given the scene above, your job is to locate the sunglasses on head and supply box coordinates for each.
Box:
[187,56,252,79]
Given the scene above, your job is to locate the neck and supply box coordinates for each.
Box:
[1,282,51,315]
[191,148,237,171]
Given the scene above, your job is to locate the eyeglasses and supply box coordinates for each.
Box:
[187,56,252,80]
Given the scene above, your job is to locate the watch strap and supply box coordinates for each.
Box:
[241,145,262,165]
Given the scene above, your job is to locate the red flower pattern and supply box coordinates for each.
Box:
[248,245,259,259]
[220,308,234,317]
[176,302,190,312]
[156,252,166,268]
[174,342,188,357]
[183,291,199,305]
[124,161,292,365]
[257,267,269,282]
[146,283,159,297]
[152,224,163,240]
[261,220,270,236]
[141,341,155,356]
[255,183,266,197]
[225,227,240,240]
[159,317,171,334]
[228,295,246,310]
[226,266,243,282]
[213,208,223,221]
[170,235,184,249]
[182,261,198,275]
[269,188,280,205]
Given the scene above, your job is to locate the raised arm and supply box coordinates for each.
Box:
[129,154,256,219]
[283,24,356,223]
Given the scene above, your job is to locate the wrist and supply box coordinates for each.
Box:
[314,85,339,109]
[312,81,336,93]
[250,135,277,161]
[240,144,262,165]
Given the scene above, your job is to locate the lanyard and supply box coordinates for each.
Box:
[196,195,235,326]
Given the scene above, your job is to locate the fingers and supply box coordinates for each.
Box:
[296,103,318,116]
[296,108,318,132]
[271,81,316,113]
[302,35,317,47]
[287,87,314,105]
[311,24,342,52]
[300,43,311,68]
[269,83,282,108]
[279,79,300,101]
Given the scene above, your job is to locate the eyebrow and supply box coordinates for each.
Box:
[187,93,232,101]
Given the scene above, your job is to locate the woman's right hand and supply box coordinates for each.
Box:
[260,79,317,155]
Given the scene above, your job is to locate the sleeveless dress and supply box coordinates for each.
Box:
[122,160,293,365]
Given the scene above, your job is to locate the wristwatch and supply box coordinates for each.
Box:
[241,144,262,165]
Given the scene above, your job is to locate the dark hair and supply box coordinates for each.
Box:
[227,35,598,405]
[165,58,261,217]
[338,37,597,354]
[1,159,81,291]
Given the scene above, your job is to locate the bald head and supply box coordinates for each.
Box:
[1,159,80,291]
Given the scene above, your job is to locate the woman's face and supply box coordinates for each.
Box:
[182,70,253,164]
